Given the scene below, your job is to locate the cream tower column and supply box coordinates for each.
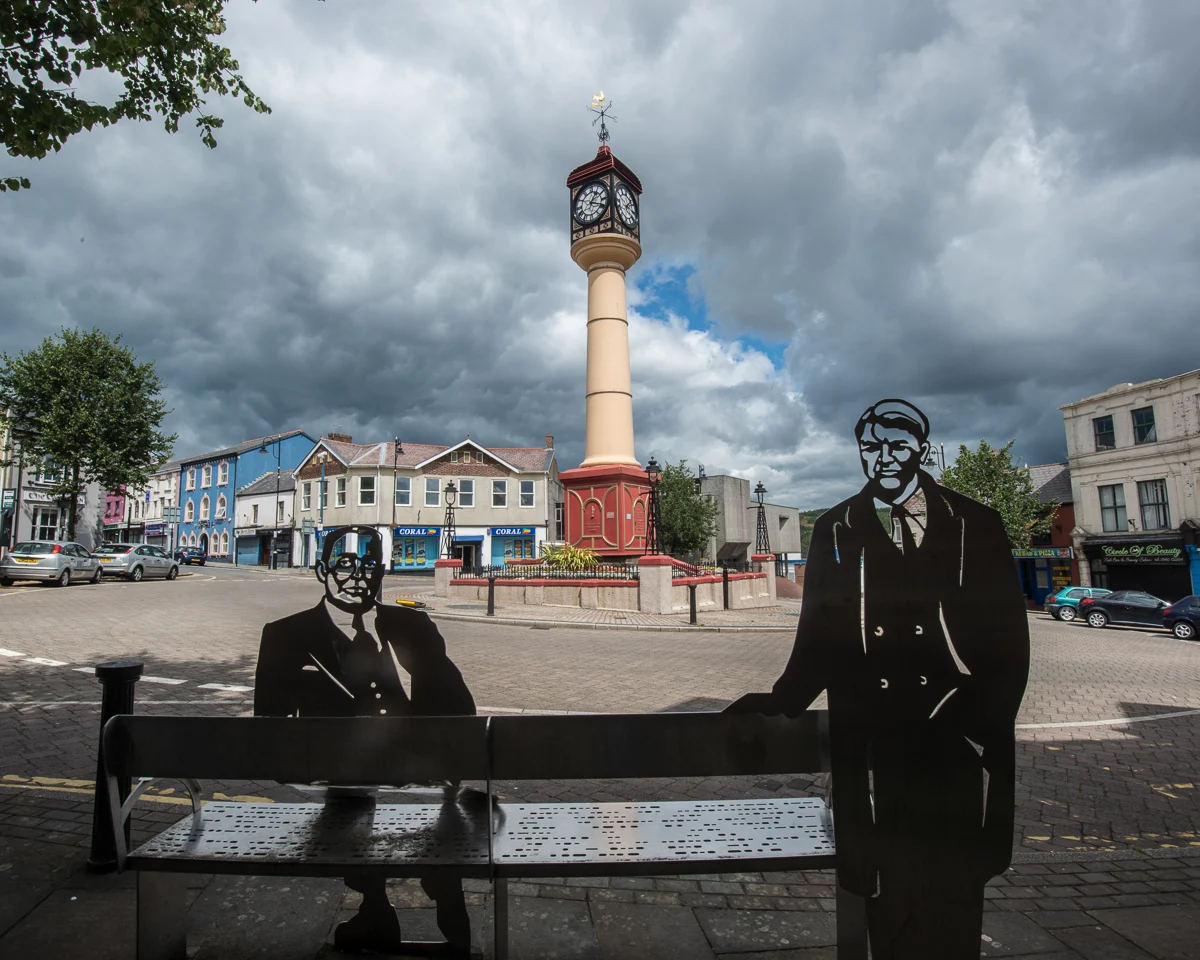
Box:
[572,233,642,467]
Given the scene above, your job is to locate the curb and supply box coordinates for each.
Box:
[424,610,797,632]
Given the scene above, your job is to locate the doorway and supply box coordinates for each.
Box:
[453,542,480,576]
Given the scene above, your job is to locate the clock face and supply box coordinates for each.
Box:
[573,182,609,224]
[615,184,638,226]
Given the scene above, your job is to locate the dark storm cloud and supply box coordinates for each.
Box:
[2,0,1198,509]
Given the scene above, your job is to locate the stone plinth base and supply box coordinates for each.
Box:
[559,464,650,558]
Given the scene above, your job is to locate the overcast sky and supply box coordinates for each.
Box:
[3,0,1198,508]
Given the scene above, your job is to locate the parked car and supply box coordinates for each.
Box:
[173,546,207,566]
[1043,585,1112,622]
[0,541,102,586]
[1078,589,1169,629]
[95,543,179,582]
[1161,595,1199,641]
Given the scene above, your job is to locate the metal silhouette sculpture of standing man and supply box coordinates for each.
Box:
[255,525,476,955]
[730,400,1029,959]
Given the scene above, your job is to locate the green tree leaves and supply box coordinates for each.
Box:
[0,328,175,539]
[657,460,720,558]
[1,0,271,191]
[940,439,1054,548]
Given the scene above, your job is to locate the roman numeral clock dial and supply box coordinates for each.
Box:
[573,182,609,224]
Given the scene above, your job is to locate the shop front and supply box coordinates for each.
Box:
[144,522,168,549]
[490,526,540,566]
[391,526,440,574]
[1083,536,1192,602]
[1013,547,1074,607]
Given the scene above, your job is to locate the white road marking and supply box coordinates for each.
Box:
[72,667,94,673]
[141,676,188,685]
[1017,708,1200,729]
[0,648,26,658]
[23,657,67,666]
[197,682,253,692]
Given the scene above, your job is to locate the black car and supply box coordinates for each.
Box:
[173,547,207,566]
[1078,589,1169,629]
[1162,595,1199,641]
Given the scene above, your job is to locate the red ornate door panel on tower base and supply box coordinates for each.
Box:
[559,464,650,557]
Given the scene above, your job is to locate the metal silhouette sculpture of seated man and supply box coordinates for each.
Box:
[729,399,1030,960]
[254,525,476,955]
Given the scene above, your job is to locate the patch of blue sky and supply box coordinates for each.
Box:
[634,261,787,370]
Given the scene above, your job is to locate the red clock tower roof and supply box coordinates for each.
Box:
[566,145,643,194]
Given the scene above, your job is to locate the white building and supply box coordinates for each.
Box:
[0,446,102,551]
[234,471,297,567]
[1060,371,1200,600]
[142,460,182,552]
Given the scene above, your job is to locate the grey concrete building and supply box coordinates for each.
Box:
[695,473,803,565]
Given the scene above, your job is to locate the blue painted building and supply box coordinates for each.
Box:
[176,431,316,563]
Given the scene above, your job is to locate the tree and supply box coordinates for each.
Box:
[940,440,1054,548]
[2,0,272,193]
[657,460,720,558]
[0,328,175,539]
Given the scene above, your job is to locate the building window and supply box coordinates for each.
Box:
[462,451,471,464]
[1131,406,1157,444]
[37,460,66,485]
[335,477,346,507]
[189,532,197,547]
[425,477,440,507]
[277,500,285,523]
[395,477,411,506]
[319,481,328,509]
[218,462,228,485]
[202,465,212,487]
[492,479,507,508]
[200,496,210,521]
[185,501,194,522]
[221,531,229,554]
[186,468,195,490]
[32,507,60,541]
[1137,479,1170,530]
[215,495,227,519]
[1098,484,1127,533]
[302,482,311,511]
[555,501,563,541]
[252,504,259,525]
[359,476,376,506]
[458,479,474,507]
[450,450,459,463]
[1092,415,1115,451]
[520,480,535,507]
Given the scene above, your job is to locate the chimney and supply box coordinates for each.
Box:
[327,433,353,443]
[545,434,554,448]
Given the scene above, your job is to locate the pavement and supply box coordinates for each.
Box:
[1,563,1199,957]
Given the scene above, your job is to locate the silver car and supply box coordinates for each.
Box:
[94,543,179,582]
[0,541,102,586]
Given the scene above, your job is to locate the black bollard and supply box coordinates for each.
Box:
[87,659,144,873]
[688,583,698,625]
[487,575,496,617]
[722,564,730,610]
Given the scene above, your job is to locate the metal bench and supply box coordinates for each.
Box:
[103,711,862,959]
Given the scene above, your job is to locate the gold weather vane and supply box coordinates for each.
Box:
[588,91,615,145]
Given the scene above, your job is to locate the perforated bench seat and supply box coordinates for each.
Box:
[492,798,835,876]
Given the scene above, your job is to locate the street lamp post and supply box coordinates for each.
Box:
[753,481,770,557]
[260,441,282,570]
[923,442,947,475]
[440,480,458,559]
[644,456,662,556]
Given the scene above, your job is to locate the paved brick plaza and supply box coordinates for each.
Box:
[2,565,1199,957]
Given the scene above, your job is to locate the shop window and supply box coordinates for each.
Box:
[335,477,346,507]
[520,480,535,507]
[215,495,227,519]
[459,479,474,507]
[492,479,507,508]
[302,482,311,511]
[1137,478,1170,530]
[202,465,212,487]
[1131,406,1156,444]
[1089,560,1107,589]
[33,507,60,541]
[359,476,376,506]
[185,501,195,522]
[425,478,440,507]
[1092,415,1115,451]
[200,496,210,521]
[1098,484,1126,532]
[218,462,228,485]
[186,468,195,491]
[252,504,259,525]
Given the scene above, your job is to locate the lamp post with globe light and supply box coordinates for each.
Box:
[440,480,458,560]
[644,457,663,555]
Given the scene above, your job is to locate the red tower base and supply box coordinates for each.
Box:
[560,464,650,558]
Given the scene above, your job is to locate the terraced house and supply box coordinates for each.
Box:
[292,433,562,574]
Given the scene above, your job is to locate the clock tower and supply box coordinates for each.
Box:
[558,125,652,556]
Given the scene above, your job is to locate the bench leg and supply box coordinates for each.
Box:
[493,878,508,960]
[835,883,868,960]
[137,871,188,960]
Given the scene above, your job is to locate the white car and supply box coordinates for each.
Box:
[94,543,180,582]
[0,541,102,586]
